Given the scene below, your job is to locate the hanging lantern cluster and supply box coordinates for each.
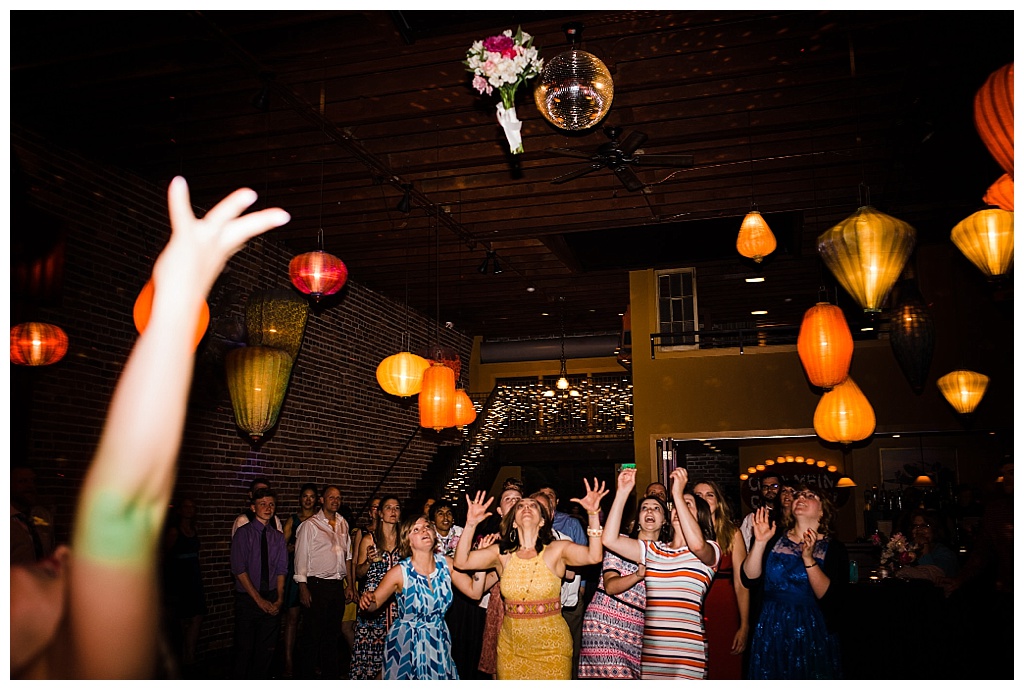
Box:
[289,249,348,302]
[797,302,853,390]
[133,278,211,351]
[818,205,916,313]
[887,281,935,394]
[813,376,876,444]
[950,209,1014,279]
[937,369,989,415]
[736,210,777,264]
[10,322,69,366]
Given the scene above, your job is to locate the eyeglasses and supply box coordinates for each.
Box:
[793,491,820,501]
[911,523,933,530]
[762,483,780,490]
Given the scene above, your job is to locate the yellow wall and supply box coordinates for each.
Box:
[468,335,623,394]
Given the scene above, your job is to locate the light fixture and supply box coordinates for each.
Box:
[817,202,916,314]
[813,376,876,444]
[937,369,989,415]
[291,153,348,302]
[246,288,309,361]
[836,477,857,488]
[226,345,293,443]
[737,210,777,264]
[133,278,210,350]
[533,22,614,131]
[419,361,456,431]
[10,322,68,366]
[546,297,581,398]
[973,62,1013,180]
[950,208,1014,279]
[453,388,477,429]
[376,350,429,397]
[478,250,502,275]
[888,279,935,394]
[751,309,768,315]
[913,474,935,487]
[396,184,413,213]
[745,277,765,283]
[251,84,270,112]
[797,301,854,390]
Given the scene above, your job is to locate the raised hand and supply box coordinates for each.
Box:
[670,467,689,497]
[617,468,636,494]
[800,528,820,563]
[464,491,494,528]
[751,506,776,543]
[475,532,499,550]
[571,477,610,514]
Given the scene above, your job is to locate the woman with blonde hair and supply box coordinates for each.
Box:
[692,480,750,679]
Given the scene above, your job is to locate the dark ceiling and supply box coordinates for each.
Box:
[10,10,1012,342]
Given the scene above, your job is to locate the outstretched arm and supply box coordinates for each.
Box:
[453,491,502,573]
[68,178,289,678]
[601,469,642,562]
[560,477,609,567]
[669,468,716,566]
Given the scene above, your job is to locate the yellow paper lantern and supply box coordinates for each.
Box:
[797,302,854,389]
[419,362,456,431]
[246,289,309,361]
[937,369,990,415]
[950,209,1014,278]
[453,389,478,429]
[736,211,777,263]
[10,322,68,366]
[376,351,429,397]
[226,346,294,442]
[813,376,876,444]
[818,206,916,313]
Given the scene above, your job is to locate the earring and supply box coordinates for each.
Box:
[509,529,518,544]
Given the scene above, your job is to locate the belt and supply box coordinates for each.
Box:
[504,598,561,618]
[308,576,344,584]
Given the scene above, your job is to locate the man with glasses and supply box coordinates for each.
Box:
[740,474,781,549]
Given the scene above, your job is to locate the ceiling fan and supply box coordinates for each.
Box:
[547,125,695,192]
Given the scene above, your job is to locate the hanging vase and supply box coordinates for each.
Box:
[497,85,524,154]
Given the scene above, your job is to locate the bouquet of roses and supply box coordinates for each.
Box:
[872,531,918,568]
[465,26,543,154]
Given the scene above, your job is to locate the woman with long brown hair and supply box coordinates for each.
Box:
[350,495,401,679]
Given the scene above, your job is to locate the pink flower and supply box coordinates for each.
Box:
[472,75,493,95]
[483,34,514,54]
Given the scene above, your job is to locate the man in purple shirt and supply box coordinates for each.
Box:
[230,487,287,679]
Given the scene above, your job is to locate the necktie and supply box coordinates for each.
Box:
[14,512,44,560]
[260,524,270,593]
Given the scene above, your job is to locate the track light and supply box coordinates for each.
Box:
[491,255,502,274]
[251,85,270,112]
[396,184,413,213]
[478,250,501,275]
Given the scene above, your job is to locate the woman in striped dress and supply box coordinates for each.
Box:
[603,467,720,680]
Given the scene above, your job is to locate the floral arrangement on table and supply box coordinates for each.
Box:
[872,531,918,570]
[465,26,543,154]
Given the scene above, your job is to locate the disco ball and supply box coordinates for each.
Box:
[533,49,614,131]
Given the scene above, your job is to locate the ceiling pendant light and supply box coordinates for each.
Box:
[937,369,989,415]
[736,115,777,264]
[133,278,210,351]
[291,137,348,302]
[453,388,477,429]
[817,198,916,314]
[544,297,581,398]
[950,208,1014,279]
[813,376,876,444]
[973,62,1013,180]
[376,349,429,397]
[419,361,456,431]
[246,288,309,361]
[888,279,935,394]
[533,22,614,131]
[797,301,854,390]
[10,321,68,366]
[225,345,294,443]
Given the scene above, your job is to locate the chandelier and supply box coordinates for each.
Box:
[544,297,581,398]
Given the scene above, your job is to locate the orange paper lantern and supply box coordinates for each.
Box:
[133,279,210,350]
[453,389,478,429]
[797,303,854,389]
[813,376,876,444]
[984,174,1014,211]
[10,322,69,366]
[973,62,1013,176]
[419,362,456,431]
[736,211,777,263]
[376,351,429,397]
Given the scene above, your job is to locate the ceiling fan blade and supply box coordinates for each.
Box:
[546,147,595,160]
[619,130,649,156]
[613,164,645,192]
[550,164,602,185]
[632,153,695,167]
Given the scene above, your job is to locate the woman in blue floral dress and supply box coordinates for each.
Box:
[359,514,487,679]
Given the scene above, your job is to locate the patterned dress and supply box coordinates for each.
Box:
[640,539,720,679]
[350,548,400,679]
[578,545,646,678]
[747,535,841,679]
[703,549,743,679]
[382,553,459,679]
[496,551,573,680]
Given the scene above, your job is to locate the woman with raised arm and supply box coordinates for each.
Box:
[454,478,609,680]
[358,514,489,679]
[741,484,848,679]
[602,468,720,680]
[10,178,289,679]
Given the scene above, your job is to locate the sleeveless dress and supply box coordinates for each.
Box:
[283,514,303,609]
[163,524,207,618]
[640,539,720,679]
[350,547,400,679]
[703,549,743,679]
[748,535,841,679]
[382,553,459,679]
[496,551,573,679]
[578,545,646,678]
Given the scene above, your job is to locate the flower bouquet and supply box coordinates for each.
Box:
[465,27,543,154]
[872,531,918,573]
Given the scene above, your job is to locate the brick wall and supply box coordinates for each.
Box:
[12,125,472,659]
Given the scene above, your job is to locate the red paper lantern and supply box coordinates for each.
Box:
[453,388,477,429]
[133,279,210,350]
[797,303,854,390]
[10,322,69,366]
[289,250,348,301]
[973,62,1013,176]
[419,362,456,431]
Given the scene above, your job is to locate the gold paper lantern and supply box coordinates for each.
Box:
[813,376,876,444]
[376,351,429,397]
[797,302,854,389]
[10,322,68,366]
[950,209,1014,278]
[226,346,294,442]
[246,288,309,360]
[419,362,456,431]
[736,211,777,263]
[937,369,989,415]
[453,389,478,429]
[817,206,916,313]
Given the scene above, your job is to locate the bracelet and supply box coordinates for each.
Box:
[587,526,604,537]
[587,510,600,515]
[804,562,819,569]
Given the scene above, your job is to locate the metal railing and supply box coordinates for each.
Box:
[651,324,802,357]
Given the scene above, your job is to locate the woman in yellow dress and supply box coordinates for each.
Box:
[455,479,608,679]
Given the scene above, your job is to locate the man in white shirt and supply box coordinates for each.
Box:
[293,485,353,679]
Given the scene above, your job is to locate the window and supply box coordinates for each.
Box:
[656,268,699,350]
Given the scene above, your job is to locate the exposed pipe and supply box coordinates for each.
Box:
[480,334,620,363]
